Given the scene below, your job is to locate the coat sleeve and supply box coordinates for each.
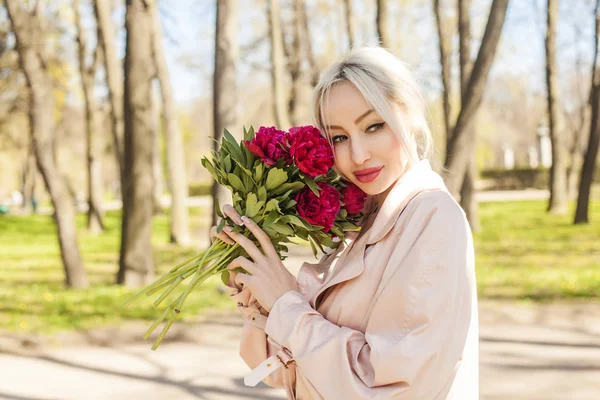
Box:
[263,194,476,399]
[231,287,286,388]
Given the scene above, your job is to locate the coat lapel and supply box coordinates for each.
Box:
[306,160,448,310]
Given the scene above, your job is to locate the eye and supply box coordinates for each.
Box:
[331,135,347,144]
[366,122,385,133]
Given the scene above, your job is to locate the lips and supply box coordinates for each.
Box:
[353,166,383,183]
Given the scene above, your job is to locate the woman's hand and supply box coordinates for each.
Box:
[209,204,244,290]
[225,215,299,313]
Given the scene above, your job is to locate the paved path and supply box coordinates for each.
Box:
[1,300,599,400]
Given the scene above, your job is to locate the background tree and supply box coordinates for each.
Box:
[267,0,291,129]
[94,0,124,186]
[575,0,600,224]
[444,0,510,197]
[342,0,354,49]
[149,0,191,245]
[74,0,105,234]
[117,0,155,286]
[6,0,88,288]
[545,0,568,214]
[211,0,238,228]
[376,0,390,48]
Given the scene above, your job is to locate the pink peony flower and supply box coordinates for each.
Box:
[243,126,291,166]
[341,183,368,215]
[287,126,334,177]
[295,182,340,233]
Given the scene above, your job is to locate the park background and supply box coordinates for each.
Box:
[0,0,599,399]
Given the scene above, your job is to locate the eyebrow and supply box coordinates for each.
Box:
[326,109,374,130]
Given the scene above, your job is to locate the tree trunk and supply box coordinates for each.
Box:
[575,0,600,224]
[149,0,190,244]
[6,0,88,288]
[21,142,36,213]
[94,0,124,185]
[267,0,291,129]
[444,0,509,197]
[283,0,303,127]
[545,0,568,214]
[75,0,105,234]
[433,0,452,145]
[150,87,165,215]
[376,0,390,49]
[117,0,155,287]
[343,0,354,49]
[212,0,238,228]
[457,0,480,232]
[299,1,319,87]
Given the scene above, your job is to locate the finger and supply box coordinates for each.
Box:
[222,204,244,226]
[226,270,238,288]
[235,272,252,288]
[240,215,279,260]
[223,226,266,263]
[227,256,256,275]
[210,225,235,245]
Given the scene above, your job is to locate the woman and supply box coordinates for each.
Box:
[209,46,478,399]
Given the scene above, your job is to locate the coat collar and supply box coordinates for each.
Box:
[365,159,447,245]
[304,159,448,309]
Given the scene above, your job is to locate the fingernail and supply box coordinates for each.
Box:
[236,218,244,226]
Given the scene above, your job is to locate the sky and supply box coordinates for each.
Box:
[67,0,597,110]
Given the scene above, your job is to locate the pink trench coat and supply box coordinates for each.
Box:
[231,160,479,399]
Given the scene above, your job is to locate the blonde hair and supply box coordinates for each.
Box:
[312,46,434,170]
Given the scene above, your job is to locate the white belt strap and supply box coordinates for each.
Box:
[244,348,294,387]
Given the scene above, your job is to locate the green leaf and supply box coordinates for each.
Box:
[265,168,288,191]
[340,222,361,231]
[245,193,258,217]
[271,222,294,236]
[217,218,226,233]
[223,129,245,163]
[285,199,297,208]
[263,210,281,227]
[254,163,264,182]
[227,173,246,193]
[265,198,282,213]
[215,198,223,218]
[223,155,232,173]
[201,157,218,181]
[339,208,348,219]
[271,181,305,196]
[257,186,267,202]
[220,270,230,286]
[244,126,254,142]
[304,177,321,197]
[308,236,319,258]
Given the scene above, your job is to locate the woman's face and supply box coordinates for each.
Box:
[324,81,408,201]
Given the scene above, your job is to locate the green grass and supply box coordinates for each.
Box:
[0,207,235,335]
[475,200,600,301]
[1,200,599,336]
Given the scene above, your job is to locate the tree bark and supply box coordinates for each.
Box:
[117,0,155,286]
[150,86,165,215]
[267,0,291,129]
[6,0,88,288]
[545,0,568,214]
[376,0,390,49]
[283,0,303,127]
[433,0,452,144]
[212,0,238,228]
[444,0,509,197]
[75,0,105,234]
[575,0,600,224]
[299,1,319,87]
[457,0,480,231]
[342,0,354,49]
[94,0,124,185]
[149,0,190,244]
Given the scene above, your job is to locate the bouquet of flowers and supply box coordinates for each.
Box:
[122,125,368,350]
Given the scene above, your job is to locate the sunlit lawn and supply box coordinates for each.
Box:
[0,207,235,335]
[1,199,599,335]
[475,200,600,301]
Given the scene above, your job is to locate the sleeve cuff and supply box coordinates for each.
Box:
[264,290,312,351]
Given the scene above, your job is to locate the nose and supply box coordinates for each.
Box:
[350,135,371,166]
